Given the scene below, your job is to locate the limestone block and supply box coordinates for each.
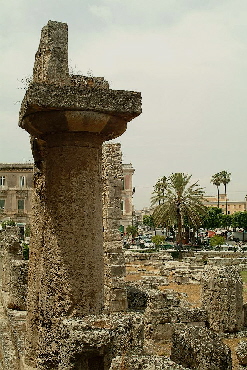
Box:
[57,313,144,370]
[110,355,190,369]
[110,265,125,278]
[243,303,247,327]
[236,340,247,365]
[7,260,28,310]
[202,266,243,332]
[177,307,208,324]
[127,285,149,312]
[33,20,69,85]
[171,326,232,370]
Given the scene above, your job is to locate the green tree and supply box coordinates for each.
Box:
[152,173,207,246]
[143,215,155,229]
[151,176,167,206]
[211,173,222,208]
[231,211,247,241]
[151,235,165,249]
[220,214,232,229]
[219,170,231,215]
[202,207,223,229]
[126,225,138,239]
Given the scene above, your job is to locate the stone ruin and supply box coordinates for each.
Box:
[18,19,142,369]
[1,19,247,370]
[102,143,127,313]
[201,266,244,333]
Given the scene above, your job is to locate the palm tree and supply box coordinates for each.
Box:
[211,173,222,208]
[152,173,207,246]
[151,176,167,206]
[219,170,231,215]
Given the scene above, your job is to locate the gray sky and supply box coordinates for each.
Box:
[1,0,247,209]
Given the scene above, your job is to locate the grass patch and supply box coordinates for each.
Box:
[241,270,247,283]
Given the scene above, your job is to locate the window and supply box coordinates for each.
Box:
[0,176,5,186]
[20,176,25,187]
[0,199,5,210]
[18,199,24,211]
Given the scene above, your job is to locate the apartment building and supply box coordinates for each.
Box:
[0,163,33,224]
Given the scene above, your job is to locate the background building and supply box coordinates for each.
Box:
[0,163,33,224]
[204,194,247,214]
[0,161,136,232]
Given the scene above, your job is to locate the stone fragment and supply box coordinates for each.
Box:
[110,355,189,370]
[201,266,243,332]
[7,260,28,311]
[170,326,232,370]
[236,340,247,366]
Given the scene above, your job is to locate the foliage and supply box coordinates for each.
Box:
[152,173,207,245]
[220,170,231,214]
[210,235,225,247]
[151,176,167,206]
[151,235,165,247]
[219,170,231,190]
[211,173,222,208]
[22,243,29,260]
[240,270,247,283]
[126,225,138,238]
[220,214,232,228]
[143,215,155,228]
[210,171,231,213]
[24,225,31,237]
[202,207,223,229]
[1,219,16,229]
[231,211,247,230]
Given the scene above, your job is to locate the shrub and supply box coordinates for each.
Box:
[210,235,225,247]
[22,243,29,260]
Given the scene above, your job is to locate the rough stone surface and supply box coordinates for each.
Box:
[201,266,243,332]
[171,326,232,370]
[33,20,69,85]
[56,313,144,370]
[102,143,127,313]
[236,340,247,365]
[19,20,141,368]
[1,227,22,293]
[7,260,28,311]
[109,355,189,370]
[144,290,207,345]
[127,284,149,312]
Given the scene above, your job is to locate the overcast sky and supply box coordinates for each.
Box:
[1,0,247,209]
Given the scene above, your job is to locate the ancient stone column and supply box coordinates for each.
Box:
[102,143,127,313]
[19,20,141,368]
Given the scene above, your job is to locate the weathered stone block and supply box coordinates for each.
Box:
[110,355,190,369]
[8,260,28,311]
[202,266,243,332]
[236,340,247,365]
[171,326,232,370]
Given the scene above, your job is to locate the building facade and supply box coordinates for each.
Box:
[204,194,247,215]
[0,163,33,224]
[0,160,136,231]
